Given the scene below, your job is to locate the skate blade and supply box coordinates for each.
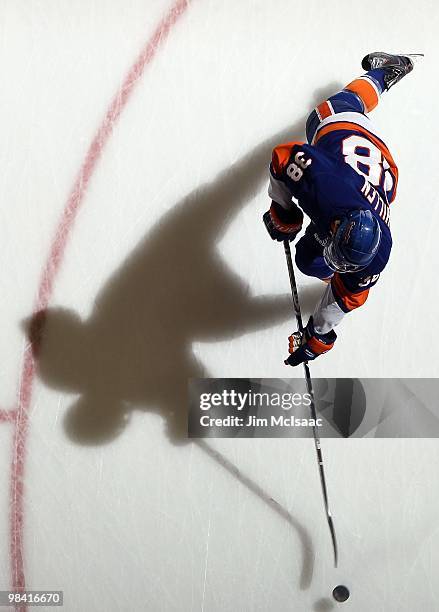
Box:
[400,53,425,63]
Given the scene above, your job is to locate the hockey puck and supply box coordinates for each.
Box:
[332,585,350,602]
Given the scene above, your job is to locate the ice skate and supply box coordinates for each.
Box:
[361,51,424,89]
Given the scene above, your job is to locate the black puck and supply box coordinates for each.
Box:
[332,585,350,602]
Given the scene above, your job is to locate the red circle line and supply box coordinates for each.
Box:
[7,1,191,605]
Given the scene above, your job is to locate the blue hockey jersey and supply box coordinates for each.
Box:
[268,125,398,314]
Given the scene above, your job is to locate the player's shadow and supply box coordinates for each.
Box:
[26,82,343,446]
[25,82,343,593]
[26,119,329,446]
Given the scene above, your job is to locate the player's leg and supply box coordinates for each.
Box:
[306,80,379,144]
[295,225,333,281]
[306,53,420,144]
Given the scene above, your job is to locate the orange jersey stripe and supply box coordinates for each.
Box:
[271,141,305,176]
[345,78,379,112]
[317,101,333,120]
[331,273,370,312]
[314,121,399,201]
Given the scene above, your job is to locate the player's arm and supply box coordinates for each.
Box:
[316,272,378,331]
[286,272,379,366]
[268,141,314,206]
[264,142,312,241]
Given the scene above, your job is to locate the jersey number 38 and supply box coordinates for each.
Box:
[342,135,394,194]
[286,151,312,182]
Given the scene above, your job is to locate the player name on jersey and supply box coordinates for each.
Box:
[360,177,390,226]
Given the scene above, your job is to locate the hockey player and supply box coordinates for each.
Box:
[264,52,422,367]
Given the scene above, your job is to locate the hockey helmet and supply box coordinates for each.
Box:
[323,209,381,273]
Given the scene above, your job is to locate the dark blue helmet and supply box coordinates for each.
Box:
[323,209,381,273]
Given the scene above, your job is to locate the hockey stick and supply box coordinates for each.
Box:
[283,240,338,568]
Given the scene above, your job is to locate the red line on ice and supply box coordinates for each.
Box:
[0,410,16,424]
[8,0,191,605]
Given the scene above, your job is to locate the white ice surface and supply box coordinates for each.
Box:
[1,1,439,611]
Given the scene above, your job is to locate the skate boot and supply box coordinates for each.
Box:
[361,52,423,90]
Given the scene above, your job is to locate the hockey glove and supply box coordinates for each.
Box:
[263,201,303,242]
[285,317,337,367]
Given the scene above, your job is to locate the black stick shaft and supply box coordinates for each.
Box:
[283,240,338,568]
